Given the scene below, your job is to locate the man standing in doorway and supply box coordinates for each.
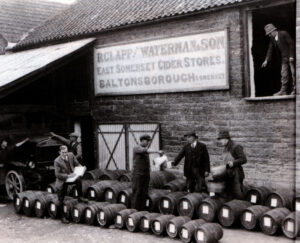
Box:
[131,134,162,210]
[172,131,210,193]
[261,23,295,96]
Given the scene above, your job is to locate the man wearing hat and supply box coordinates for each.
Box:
[50,131,82,162]
[261,23,295,96]
[172,131,210,193]
[131,134,162,210]
[217,130,247,200]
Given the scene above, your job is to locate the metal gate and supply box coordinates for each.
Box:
[97,123,160,170]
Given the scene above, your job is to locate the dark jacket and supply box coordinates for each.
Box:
[266,30,295,62]
[54,152,80,190]
[132,145,150,175]
[173,141,210,177]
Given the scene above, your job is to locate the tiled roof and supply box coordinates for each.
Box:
[0,0,70,43]
[15,0,254,50]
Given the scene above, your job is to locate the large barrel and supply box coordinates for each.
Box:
[87,180,118,201]
[99,170,128,180]
[71,202,91,223]
[84,202,109,225]
[140,213,161,232]
[162,178,186,192]
[179,219,206,243]
[218,200,252,227]
[14,190,36,214]
[118,172,132,182]
[166,216,191,238]
[245,186,271,205]
[117,188,132,207]
[83,169,104,180]
[149,171,177,189]
[22,191,49,217]
[198,196,227,222]
[104,182,131,203]
[62,198,78,220]
[151,214,175,236]
[210,165,227,181]
[265,191,293,210]
[194,223,223,243]
[159,191,187,215]
[240,205,270,230]
[260,207,291,235]
[115,209,137,229]
[46,182,57,193]
[177,193,208,218]
[97,204,127,227]
[34,193,58,218]
[281,211,300,239]
[72,179,99,198]
[126,211,149,232]
[145,189,170,212]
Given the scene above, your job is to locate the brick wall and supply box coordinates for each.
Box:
[92,7,296,192]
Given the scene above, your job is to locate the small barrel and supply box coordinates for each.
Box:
[22,191,49,217]
[115,209,137,229]
[162,178,186,192]
[149,171,177,189]
[84,202,109,225]
[281,211,300,239]
[266,191,293,210]
[117,188,132,207]
[194,223,223,243]
[48,197,65,219]
[99,170,128,181]
[206,181,225,194]
[240,205,270,230]
[151,214,176,236]
[179,219,206,243]
[34,193,58,218]
[87,180,118,201]
[104,182,131,203]
[211,165,227,181]
[46,182,57,193]
[245,186,271,205]
[260,207,291,235]
[218,200,252,227]
[14,190,36,214]
[126,211,149,232]
[71,202,91,223]
[83,169,104,180]
[97,204,127,227]
[140,213,162,232]
[177,193,208,218]
[166,216,191,238]
[118,172,132,182]
[62,198,78,220]
[145,189,170,212]
[159,191,187,215]
[72,179,99,198]
[198,196,227,222]
[295,197,300,212]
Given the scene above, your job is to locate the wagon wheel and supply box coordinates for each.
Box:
[5,170,25,200]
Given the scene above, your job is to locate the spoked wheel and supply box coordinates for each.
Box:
[5,170,25,200]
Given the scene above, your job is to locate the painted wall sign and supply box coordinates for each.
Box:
[94,30,229,95]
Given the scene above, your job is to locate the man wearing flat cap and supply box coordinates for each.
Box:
[261,23,295,96]
[172,131,210,193]
[217,130,247,200]
[50,131,82,162]
[131,134,162,210]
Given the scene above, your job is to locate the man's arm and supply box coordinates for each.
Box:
[231,145,247,167]
[173,145,186,166]
[202,145,210,174]
[262,41,273,67]
[75,144,82,160]
[54,161,69,181]
[50,132,70,146]
[283,31,295,60]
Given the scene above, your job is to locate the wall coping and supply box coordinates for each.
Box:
[244,95,295,101]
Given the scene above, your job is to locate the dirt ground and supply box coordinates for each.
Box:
[0,194,297,243]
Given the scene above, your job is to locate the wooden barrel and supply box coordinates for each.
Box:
[34,193,58,218]
[159,191,187,215]
[48,196,74,219]
[87,180,118,201]
[166,216,191,238]
[72,179,99,198]
[198,196,227,222]
[126,211,149,232]
[211,165,227,181]
[194,223,223,243]
[62,198,78,220]
[260,207,291,235]
[218,200,252,227]
[97,204,127,227]
[104,182,131,203]
[83,169,104,180]
[46,182,57,193]
[245,186,271,205]
[281,211,300,239]
[295,197,300,212]
[240,205,270,230]
[162,178,186,192]
[177,193,208,218]
[22,191,49,217]
[149,171,177,189]
[14,190,36,214]
[71,202,91,223]
[140,213,161,232]
[206,181,225,194]
[115,209,137,229]
[151,214,176,236]
[118,172,132,182]
[117,188,132,207]
[145,189,170,212]
[99,170,128,181]
[266,191,293,210]
[84,202,109,225]
[179,219,206,243]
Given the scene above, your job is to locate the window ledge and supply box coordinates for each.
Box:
[244,95,295,101]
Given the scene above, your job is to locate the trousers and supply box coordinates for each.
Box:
[131,173,150,210]
[186,174,206,193]
[281,59,296,91]
[57,177,83,203]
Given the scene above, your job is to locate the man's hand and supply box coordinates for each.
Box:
[261,60,268,68]
[227,161,233,168]
[68,173,76,178]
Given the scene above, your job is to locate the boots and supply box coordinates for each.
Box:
[290,81,296,95]
[273,85,288,96]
